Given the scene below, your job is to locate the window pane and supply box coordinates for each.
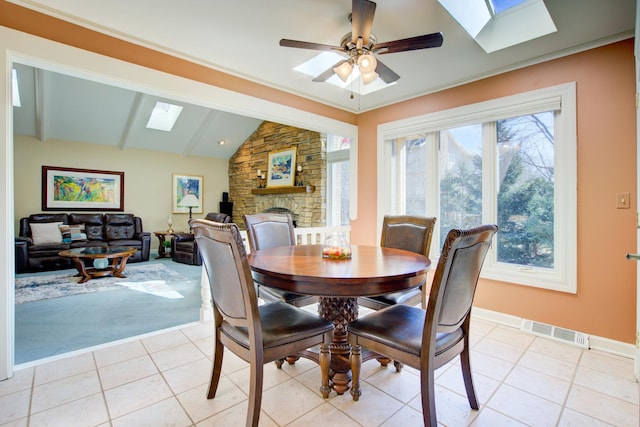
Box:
[328,160,350,226]
[496,112,554,268]
[327,135,350,151]
[439,125,483,245]
[406,137,426,215]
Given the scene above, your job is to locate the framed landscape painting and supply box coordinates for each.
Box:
[42,166,124,211]
[172,173,204,214]
[267,148,296,188]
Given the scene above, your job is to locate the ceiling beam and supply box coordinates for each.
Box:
[34,68,48,142]
[182,110,217,157]
[118,92,144,150]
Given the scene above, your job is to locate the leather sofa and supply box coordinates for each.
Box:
[15,213,151,273]
[171,212,231,265]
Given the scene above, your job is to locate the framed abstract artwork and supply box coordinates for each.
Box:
[42,166,124,211]
[172,173,204,214]
[267,148,297,188]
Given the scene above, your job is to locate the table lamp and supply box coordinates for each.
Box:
[178,193,200,220]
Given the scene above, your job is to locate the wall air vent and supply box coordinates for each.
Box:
[520,319,589,349]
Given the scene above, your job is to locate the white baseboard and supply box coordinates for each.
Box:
[471,307,636,359]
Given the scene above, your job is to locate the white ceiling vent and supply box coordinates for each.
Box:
[520,319,589,349]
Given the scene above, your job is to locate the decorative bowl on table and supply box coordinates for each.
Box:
[322,233,352,260]
[93,258,109,269]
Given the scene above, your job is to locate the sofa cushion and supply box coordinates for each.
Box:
[69,213,105,240]
[29,213,68,224]
[105,214,135,240]
[59,224,87,243]
[30,222,64,245]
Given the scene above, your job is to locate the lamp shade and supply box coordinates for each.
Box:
[361,70,379,85]
[179,193,200,208]
[357,53,377,74]
[334,61,353,82]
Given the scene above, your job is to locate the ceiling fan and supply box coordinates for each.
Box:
[279,0,443,85]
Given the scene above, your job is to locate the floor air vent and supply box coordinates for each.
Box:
[520,319,589,349]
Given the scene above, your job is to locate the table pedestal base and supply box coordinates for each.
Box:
[318,296,358,395]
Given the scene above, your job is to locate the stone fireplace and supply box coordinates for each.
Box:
[228,121,326,229]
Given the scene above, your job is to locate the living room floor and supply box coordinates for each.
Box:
[1,311,638,426]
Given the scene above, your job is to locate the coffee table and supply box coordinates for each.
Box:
[58,246,138,283]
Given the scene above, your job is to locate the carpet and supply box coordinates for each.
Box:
[15,259,203,364]
[15,263,187,304]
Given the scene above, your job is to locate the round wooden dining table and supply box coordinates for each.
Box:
[248,244,430,394]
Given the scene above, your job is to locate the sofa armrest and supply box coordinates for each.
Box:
[15,239,28,273]
[138,232,151,261]
[173,232,194,243]
[135,231,151,240]
[16,236,33,246]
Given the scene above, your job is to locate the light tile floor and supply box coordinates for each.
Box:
[1,309,638,426]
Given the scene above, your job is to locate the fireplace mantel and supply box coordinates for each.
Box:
[251,185,315,195]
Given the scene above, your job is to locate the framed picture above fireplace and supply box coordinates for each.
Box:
[267,148,296,188]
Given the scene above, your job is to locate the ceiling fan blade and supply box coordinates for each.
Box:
[375,59,400,84]
[312,60,347,82]
[351,0,376,45]
[279,39,342,52]
[375,32,444,54]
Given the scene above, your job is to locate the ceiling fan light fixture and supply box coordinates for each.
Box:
[361,70,378,85]
[357,53,377,74]
[334,61,353,82]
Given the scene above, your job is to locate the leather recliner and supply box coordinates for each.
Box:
[170,212,231,265]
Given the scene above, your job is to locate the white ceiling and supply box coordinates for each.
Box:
[10,0,636,159]
[12,63,263,159]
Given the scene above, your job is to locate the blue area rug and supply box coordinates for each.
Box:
[15,263,186,304]
[14,260,204,364]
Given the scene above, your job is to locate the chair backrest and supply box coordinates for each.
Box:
[425,224,498,338]
[243,213,296,252]
[204,212,231,223]
[380,215,436,257]
[191,219,259,330]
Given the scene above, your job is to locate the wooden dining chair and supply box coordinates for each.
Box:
[243,213,317,307]
[347,224,498,427]
[359,215,436,310]
[191,219,334,427]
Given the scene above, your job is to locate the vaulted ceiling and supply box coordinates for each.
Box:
[10,0,636,159]
[12,63,263,159]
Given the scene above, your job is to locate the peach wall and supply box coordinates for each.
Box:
[354,40,637,343]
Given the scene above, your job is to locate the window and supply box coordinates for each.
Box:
[327,134,351,226]
[378,83,576,292]
[293,52,395,96]
[437,0,556,53]
[146,101,183,132]
[11,68,20,107]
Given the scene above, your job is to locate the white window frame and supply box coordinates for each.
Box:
[377,82,577,293]
[327,144,351,226]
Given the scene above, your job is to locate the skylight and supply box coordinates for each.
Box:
[438,0,556,53]
[12,68,21,107]
[294,51,395,96]
[146,101,183,132]
[490,0,528,14]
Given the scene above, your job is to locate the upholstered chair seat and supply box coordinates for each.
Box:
[243,213,317,307]
[191,219,334,426]
[358,215,436,311]
[347,224,498,427]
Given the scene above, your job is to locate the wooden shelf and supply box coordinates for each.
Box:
[251,185,315,195]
